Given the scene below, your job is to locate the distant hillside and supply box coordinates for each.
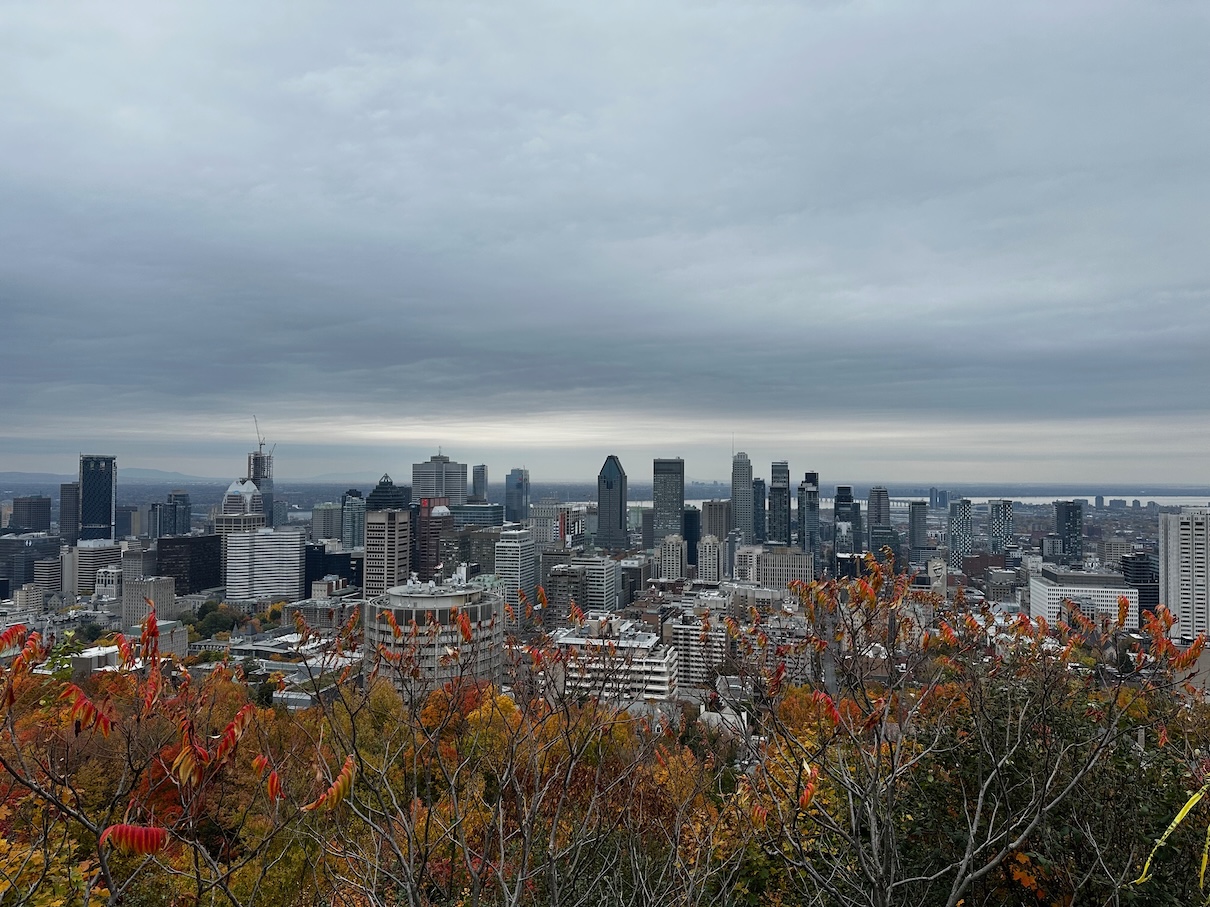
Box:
[0,472,74,486]
[119,468,224,484]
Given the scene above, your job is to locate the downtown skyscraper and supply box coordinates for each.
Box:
[652,458,685,546]
[797,472,820,575]
[78,454,117,542]
[768,461,790,545]
[731,452,754,545]
[505,468,530,523]
[596,455,628,550]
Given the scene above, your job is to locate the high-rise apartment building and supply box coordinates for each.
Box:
[472,465,488,503]
[78,455,117,542]
[1054,500,1084,565]
[867,487,890,534]
[697,535,723,583]
[412,454,468,506]
[341,489,366,549]
[59,482,80,545]
[658,534,688,581]
[224,529,305,602]
[988,499,1014,555]
[947,498,973,570]
[768,461,791,545]
[731,453,754,545]
[495,528,536,631]
[652,458,685,546]
[596,455,629,550]
[312,502,343,541]
[504,468,530,523]
[1160,509,1210,642]
[798,472,820,573]
[364,508,412,598]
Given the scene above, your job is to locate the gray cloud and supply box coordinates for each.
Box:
[1,0,1208,482]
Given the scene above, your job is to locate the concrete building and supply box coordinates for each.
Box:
[731,453,754,545]
[571,555,620,613]
[366,474,410,511]
[340,490,366,549]
[364,509,412,598]
[364,578,503,696]
[224,529,305,603]
[1160,509,1210,642]
[495,528,536,631]
[76,540,122,597]
[550,611,678,700]
[665,610,730,687]
[758,547,815,591]
[312,502,343,541]
[1028,564,1138,628]
[697,535,723,583]
[1055,500,1084,566]
[657,534,688,581]
[123,575,178,628]
[702,500,732,547]
[867,486,891,550]
[412,454,468,506]
[798,472,821,574]
[652,458,685,545]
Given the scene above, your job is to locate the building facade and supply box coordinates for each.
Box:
[652,458,685,546]
[412,454,468,506]
[596,455,629,550]
[768,461,791,545]
[731,453,754,545]
[364,509,412,598]
[78,455,117,542]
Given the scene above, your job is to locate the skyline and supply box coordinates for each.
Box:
[4,2,1209,482]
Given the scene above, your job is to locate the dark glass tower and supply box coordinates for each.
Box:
[652,458,685,545]
[752,478,767,543]
[505,468,530,523]
[1054,500,1084,565]
[769,461,790,545]
[59,482,80,545]
[78,455,117,541]
[366,474,410,511]
[833,485,862,556]
[596,455,628,550]
[798,472,821,574]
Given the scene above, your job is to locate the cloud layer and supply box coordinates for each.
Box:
[2,1,1208,482]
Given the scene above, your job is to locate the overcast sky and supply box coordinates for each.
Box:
[2,1,1208,485]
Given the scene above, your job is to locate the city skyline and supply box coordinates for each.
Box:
[3,3,1209,483]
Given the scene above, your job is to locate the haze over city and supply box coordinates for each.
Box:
[3,1,1209,482]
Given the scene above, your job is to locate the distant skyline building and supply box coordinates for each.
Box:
[948,498,973,570]
[908,500,929,553]
[867,486,890,533]
[652,458,685,545]
[363,508,412,598]
[731,453,754,545]
[702,499,731,545]
[768,461,790,545]
[312,502,343,541]
[472,465,488,502]
[10,496,51,533]
[752,478,767,543]
[798,472,820,573]
[596,455,629,550]
[988,499,1014,555]
[341,488,365,549]
[247,444,274,527]
[1160,509,1210,642]
[412,454,468,506]
[505,468,530,523]
[833,485,862,557]
[59,482,80,546]
[78,454,117,542]
[1054,500,1084,565]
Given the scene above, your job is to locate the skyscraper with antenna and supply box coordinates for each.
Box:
[248,417,275,526]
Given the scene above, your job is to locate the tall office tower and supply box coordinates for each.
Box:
[247,443,274,527]
[115,504,137,539]
[312,503,343,541]
[366,474,410,511]
[412,454,468,506]
[78,455,117,541]
[652,458,685,545]
[416,497,454,581]
[75,540,122,596]
[988,499,1014,555]
[596,455,629,550]
[59,482,80,545]
[495,528,536,632]
[571,554,621,613]
[929,487,939,510]
[157,535,222,594]
[224,528,305,602]
[697,535,723,583]
[641,509,655,550]
[504,468,530,523]
[1054,500,1084,565]
[702,499,732,544]
[752,478,767,543]
[908,500,929,553]
[1160,510,1210,641]
[341,489,366,549]
[10,496,51,532]
[363,508,412,597]
[657,534,688,580]
[123,576,177,629]
[168,490,192,534]
[471,465,489,503]
[947,498,973,570]
[683,505,701,566]
[731,452,754,544]
[768,461,791,545]
[797,472,821,571]
[833,486,863,556]
[867,487,890,531]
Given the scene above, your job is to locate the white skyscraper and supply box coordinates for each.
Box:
[495,528,536,631]
[412,454,468,506]
[697,535,723,583]
[731,452,754,545]
[658,534,688,581]
[1160,509,1210,642]
[224,529,305,602]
